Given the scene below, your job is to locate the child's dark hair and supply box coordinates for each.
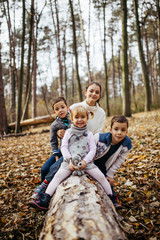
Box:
[86,82,102,103]
[52,97,67,110]
[111,115,129,128]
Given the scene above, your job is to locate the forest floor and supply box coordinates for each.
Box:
[0,109,160,240]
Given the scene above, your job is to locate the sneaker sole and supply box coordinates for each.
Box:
[28,201,48,211]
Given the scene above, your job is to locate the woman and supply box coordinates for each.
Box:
[31,82,106,200]
[69,82,106,135]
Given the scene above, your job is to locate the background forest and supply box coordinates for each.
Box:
[0,0,160,134]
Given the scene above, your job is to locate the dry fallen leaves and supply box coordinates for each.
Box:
[0,110,160,240]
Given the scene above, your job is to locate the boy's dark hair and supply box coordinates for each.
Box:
[111,115,128,128]
[52,97,67,110]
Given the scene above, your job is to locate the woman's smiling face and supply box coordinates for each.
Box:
[85,84,101,106]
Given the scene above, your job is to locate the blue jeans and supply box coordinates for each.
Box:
[41,149,62,182]
[45,156,63,183]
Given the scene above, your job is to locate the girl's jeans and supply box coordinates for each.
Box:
[41,148,62,182]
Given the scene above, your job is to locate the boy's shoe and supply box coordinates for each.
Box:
[114,193,122,208]
[28,193,51,211]
[108,194,122,209]
[31,184,46,200]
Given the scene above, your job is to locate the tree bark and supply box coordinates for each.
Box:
[39,175,127,240]
[0,23,8,135]
[21,0,34,121]
[121,0,131,117]
[78,0,92,83]
[49,0,63,97]
[9,114,55,130]
[3,0,16,122]
[69,0,82,102]
[15,0,26,134]
[133,0,151,111]
[103,3,110,116]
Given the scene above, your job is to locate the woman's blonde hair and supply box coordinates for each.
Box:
[70,106,94,121]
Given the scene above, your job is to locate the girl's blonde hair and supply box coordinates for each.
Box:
[70,106,94,121]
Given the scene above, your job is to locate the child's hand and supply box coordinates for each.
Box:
[69,162,75,171]
[55,156,59,161]
[57,129,65,138]
[79,160,87,170]
[106,176,114,186]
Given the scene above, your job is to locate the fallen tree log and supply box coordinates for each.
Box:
[39,174,127,240]
[8,114,55,130]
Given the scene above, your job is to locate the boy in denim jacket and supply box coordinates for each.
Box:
[94,115,132,207]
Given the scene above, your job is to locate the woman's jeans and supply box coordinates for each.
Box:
[41,148,62,182]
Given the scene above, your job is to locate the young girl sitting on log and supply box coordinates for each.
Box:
[29,106,116,211]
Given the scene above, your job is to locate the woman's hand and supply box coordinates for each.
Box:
[57,129,65,138]
[106,176,114,186]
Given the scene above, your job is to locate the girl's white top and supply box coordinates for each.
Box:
[70,100,106,135]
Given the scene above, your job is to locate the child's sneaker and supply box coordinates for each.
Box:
[108,194,122,209]
[31,185,46,200]
[29,193,51,211]
[114,193,122,209]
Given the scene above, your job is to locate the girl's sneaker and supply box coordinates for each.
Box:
[29,193,51,211]
[31,185,46,200]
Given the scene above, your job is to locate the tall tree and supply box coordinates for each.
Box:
[133,0,151,111]
[32,2,46,118]
[0,19,8,135]
[121,0,131,116]
[156,0,160,82]
[93,0,110,115]
[15,0,26,133]
[69,0,82,101]
[2,0,17,122]
[21,0,34,120]
[103,1,110,116]
[49,0,63,96]
[78,0,92,83]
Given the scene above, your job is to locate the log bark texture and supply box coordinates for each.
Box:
[39,174,127,240]
[9,114,54,129]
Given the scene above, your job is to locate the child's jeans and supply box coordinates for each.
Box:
[44,156,63,183]
[41,149,62,182]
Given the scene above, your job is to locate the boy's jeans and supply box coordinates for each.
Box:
[41,148,62,182]
[45,156,63,183]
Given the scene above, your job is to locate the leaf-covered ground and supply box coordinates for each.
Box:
[0,110,160,240]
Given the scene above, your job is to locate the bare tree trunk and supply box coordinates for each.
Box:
[2,0,16,122]
[39,175,127,240]
[32,3,46,118]
[156,0,160,102]
[133,0,151,111]
[118,47,122,99]
[21,0,34,121]
[0,23,8,135]
[32,35,37,118]
[78,0,92,83]
[69,0,82,102]
[129,51,137,110]
[111,34,116,99]
[156,0,160,82]
[62,20,68,101]
[15,0,25,134]
[49,0,63,96]
[103,3,110,116]
[121,0,131,117]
